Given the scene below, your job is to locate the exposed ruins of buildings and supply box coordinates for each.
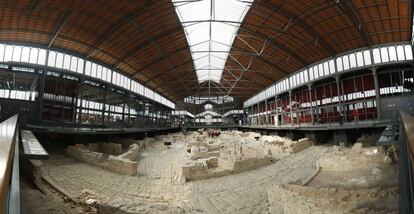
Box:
[29,130,399,213]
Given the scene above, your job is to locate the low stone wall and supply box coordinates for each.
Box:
[264,137,312,155]
[88,142,123,155]
[66,145,137,175]
[268,184,398,214]
[232,157,274,173]
[118,144,140,161]
[181,162,231,181]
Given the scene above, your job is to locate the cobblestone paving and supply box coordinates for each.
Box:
[41,143,328,213]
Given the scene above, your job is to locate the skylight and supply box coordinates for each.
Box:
[172,0,254,83]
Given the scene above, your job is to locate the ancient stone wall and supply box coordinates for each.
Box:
[66,145,137,175]
[118,144,140,161]
[89,142,123,155]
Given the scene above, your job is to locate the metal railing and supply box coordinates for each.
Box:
[246,110,398,129]
[0,114,19,213]
[399,111,414,213]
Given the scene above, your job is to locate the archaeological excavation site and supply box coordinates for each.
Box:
[13,128,402,214]
[0,0,413,213]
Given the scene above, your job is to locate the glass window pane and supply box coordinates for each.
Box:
[4,45,13,61]
[313,66,319,79]
[342,55,350,70]
[97,65,102,79]
[336,58,343,72]
[0,44,4,62]
[363,50,371,65]
[405,45,413,60]
[318,64,323,77]
[21,47,30,63]
[85,61,92,76]
[55,53,64,68]
[63,54,71,70]
[356,52,364,67]
[37,49,46,65]
[102,67,107,81]
[29,48,38,64]
[12,46,22,62]
[304,69,309,82]
[91,63,97,77]
[77,59,84,73]
[70,57,77,72]
[389,46,397,61]
[329,60,335,74]
[323,62,329,76]
[48,51,56,67]
[397,45,405,60]
[380,47,389,62]
[349,53,357,68]
[373,49,381,63]
[309,68,314,80]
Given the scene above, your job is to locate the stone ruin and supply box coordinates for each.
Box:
[66,137,154,175]
[268,143,398,213]
[181,130,313,181]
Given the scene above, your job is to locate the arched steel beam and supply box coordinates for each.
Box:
[328,0,372,47]
[260,0,336,56]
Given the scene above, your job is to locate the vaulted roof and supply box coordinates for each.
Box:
[0,0,411,102]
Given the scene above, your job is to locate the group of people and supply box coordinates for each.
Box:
[208,129,221,138]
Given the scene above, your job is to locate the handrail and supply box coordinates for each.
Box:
[401,111,414,162]
[399,111,414,213]
[0,114,18,212]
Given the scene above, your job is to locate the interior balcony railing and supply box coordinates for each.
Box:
[399,111,414,213]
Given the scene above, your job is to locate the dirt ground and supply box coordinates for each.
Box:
[20,173,97,214]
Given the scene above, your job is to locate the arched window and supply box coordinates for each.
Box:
[55,52,64,68]
[329,60,335,74]
[313,66,319,79]
[336,58,343,72]
[85,61,92,76]
[29,48,38,64]
[21,47,30,63]
[309,67,314,80]
[397,45,405,60]
[380,47,389,62]
[388,46,397,61]
[342,55,349,70]
[0,44,4,61]
[77,59,84,73]
[102,67,107,81]
[91,63,97,77]
[373,48,381,64]
[70,57,78,72]
[63,54,71,70]
[4,45,13,61]
[304,69,309,82]
[349,53,357,68]
[323,62,329,76]
[405,45,413,60]
[318,64,324,77]
[12,46,22,62]
[356,52,364,67]
[48,51,56,67]
[97,65,103,79]
[363,50,372,65]
[37,49,46,65]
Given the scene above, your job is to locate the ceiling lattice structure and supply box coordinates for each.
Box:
[220,0,412,100]
[0,0,411,102]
